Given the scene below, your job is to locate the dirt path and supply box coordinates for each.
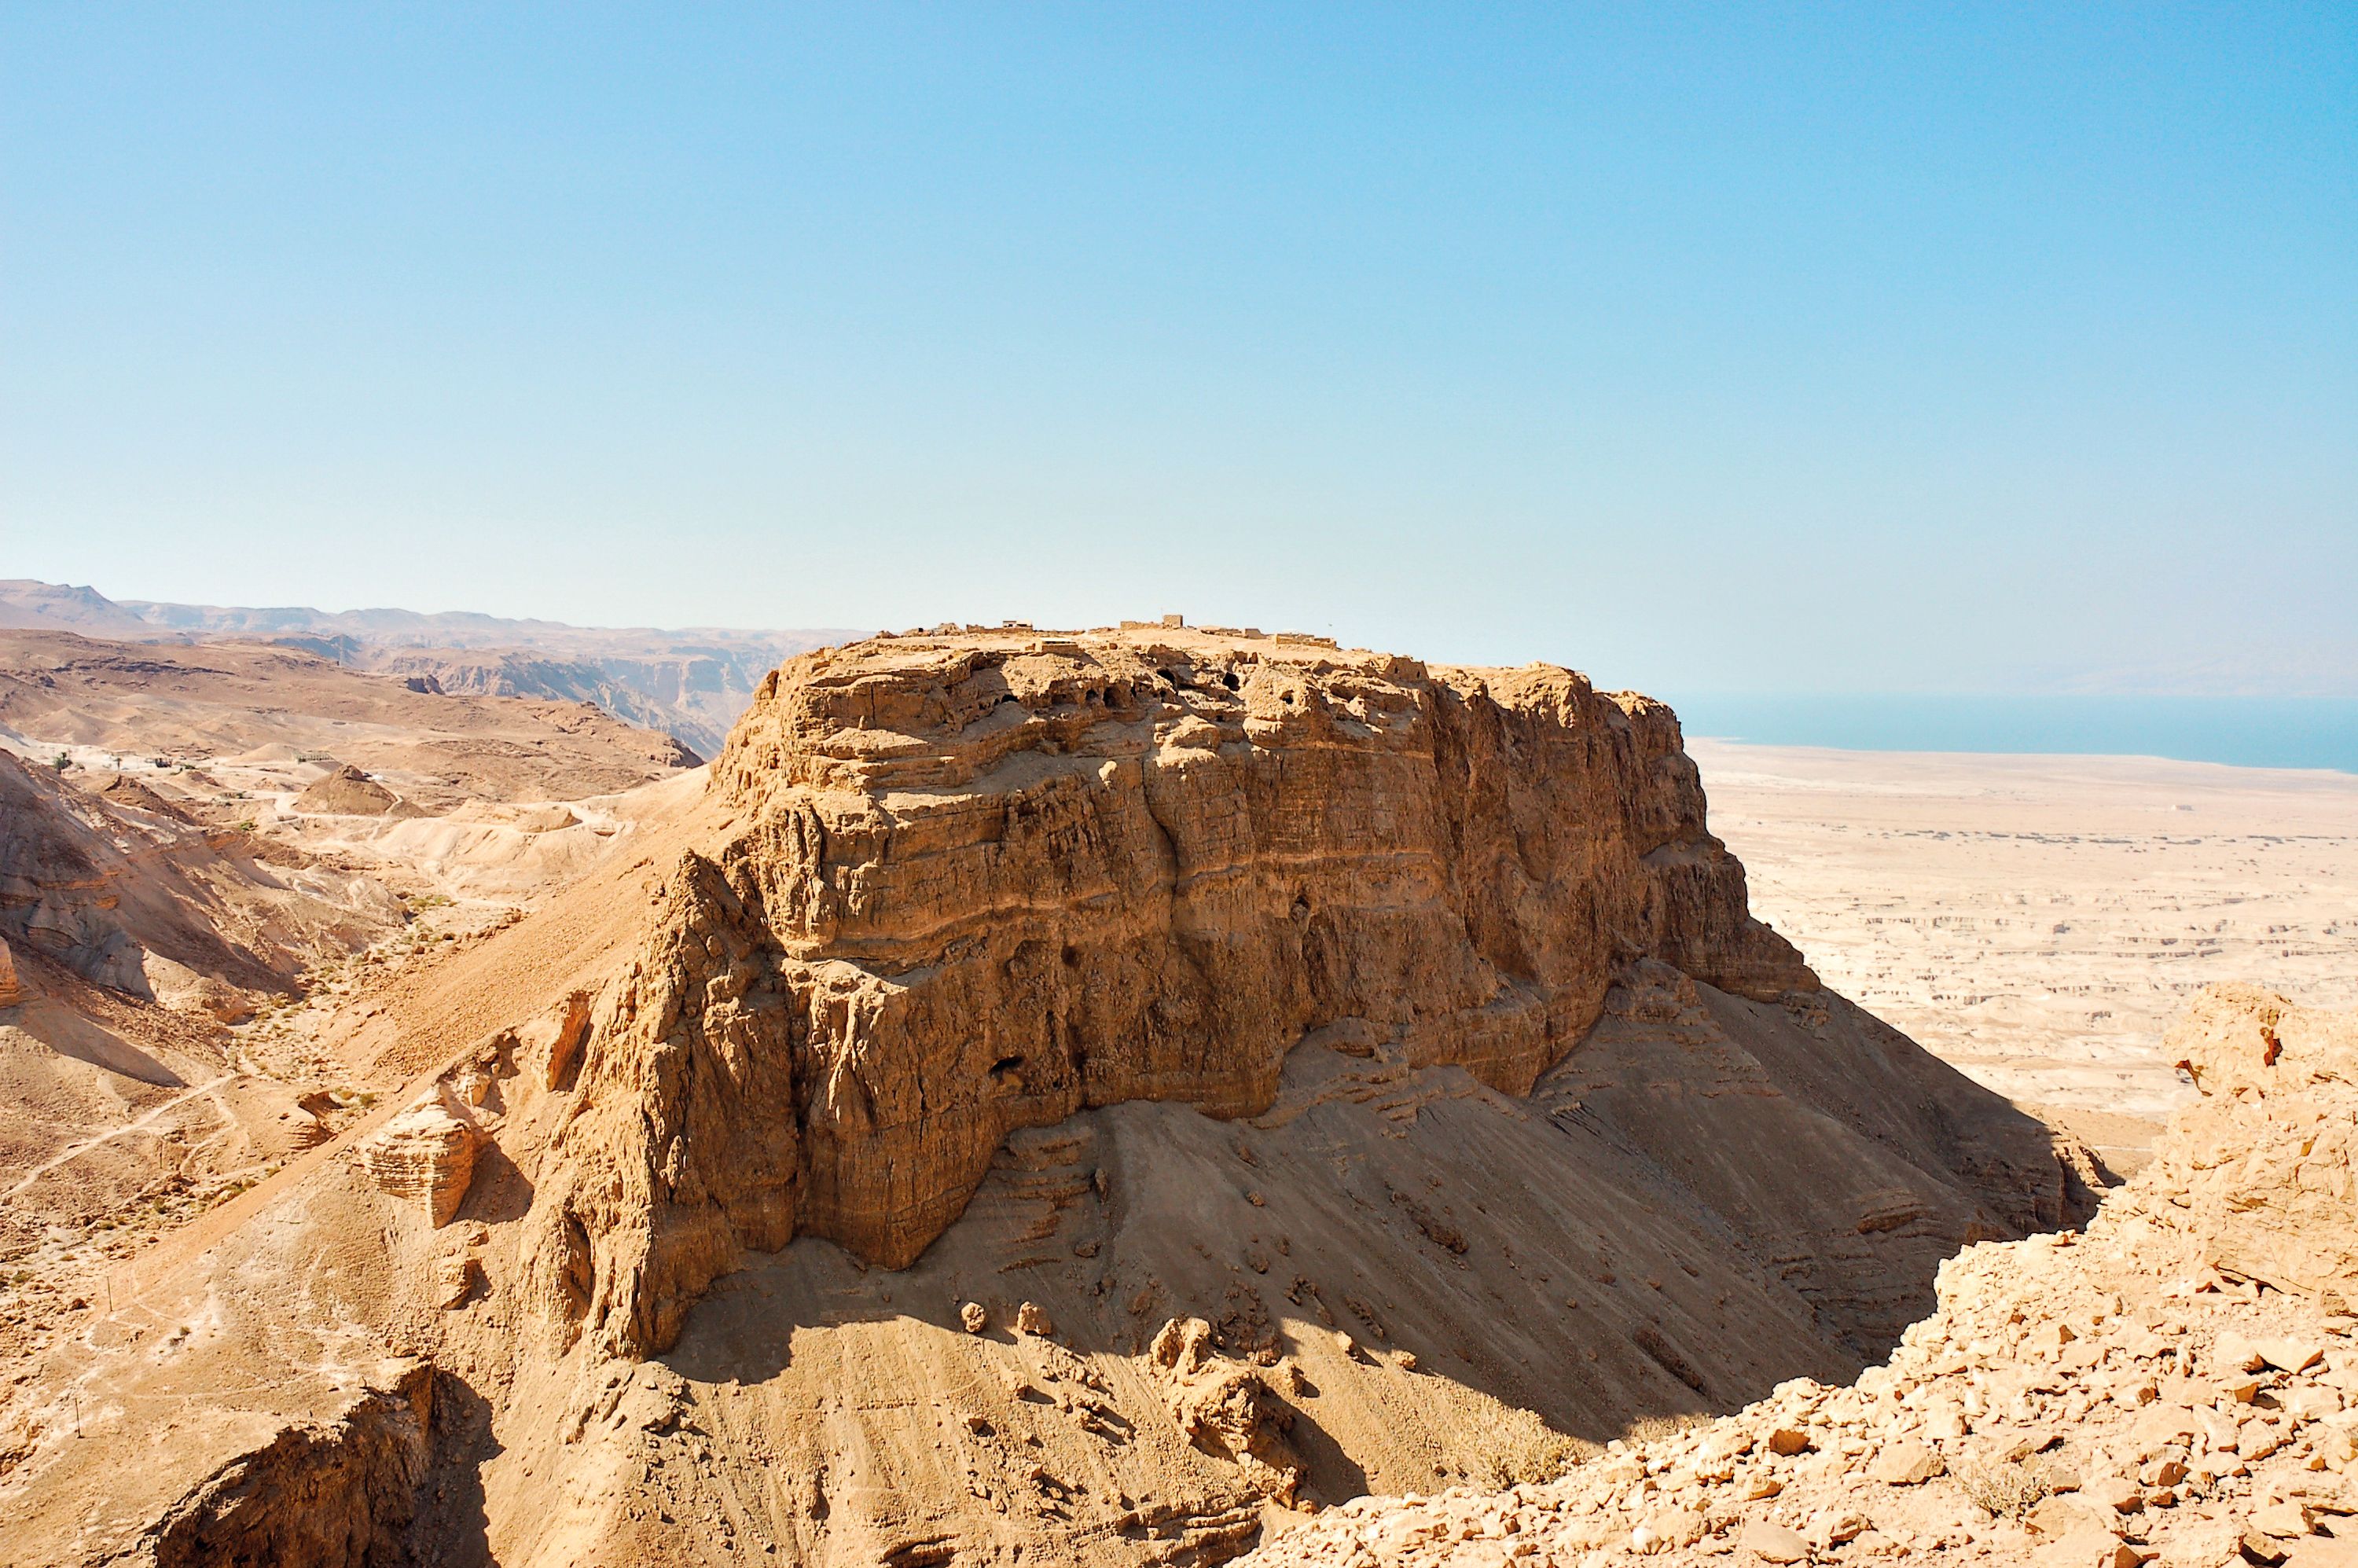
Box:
[6,1074,239,1200]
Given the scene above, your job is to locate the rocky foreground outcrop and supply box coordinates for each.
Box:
[1241,984,2358,1567]
[356,1092,483,1228]
[538,627,1825,1357]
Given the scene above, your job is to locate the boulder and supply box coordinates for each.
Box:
[1151,1316,1300,1502]
[358,1095,480,1227]
[1739,1519,1810,1562]
[1868,1440,1945,1485]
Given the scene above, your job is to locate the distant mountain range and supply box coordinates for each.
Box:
[0,578,857,758]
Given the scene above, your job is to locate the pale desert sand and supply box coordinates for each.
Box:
[1689,739,2358,1165]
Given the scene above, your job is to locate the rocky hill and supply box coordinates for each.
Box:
[0,744,412,1369]
[0,579,852,757]
[1240,983,2358,1567]
[0,629,696,805]
[0,626,2098,1568]
[0,747,384,1003]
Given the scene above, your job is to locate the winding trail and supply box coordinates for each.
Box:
[6,1074,238,1199]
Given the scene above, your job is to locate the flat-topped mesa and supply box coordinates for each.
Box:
[541,629,1816,1356]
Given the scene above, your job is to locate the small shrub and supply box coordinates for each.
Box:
[1465,1405,1582,1487]
[1954,1455,2055,1518]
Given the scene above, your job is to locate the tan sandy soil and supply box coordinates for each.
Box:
[0,733,696,1390]
[1688,740,2358,1163]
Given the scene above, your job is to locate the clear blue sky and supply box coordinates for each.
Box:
[3,4,2352,695]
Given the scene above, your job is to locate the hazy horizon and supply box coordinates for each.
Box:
[5,6,2352,699]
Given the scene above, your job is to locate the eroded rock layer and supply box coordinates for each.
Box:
[541,629,1817,1355]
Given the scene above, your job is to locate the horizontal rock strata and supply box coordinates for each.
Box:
[535,629,1818,1356]
[358,1095,481,1228]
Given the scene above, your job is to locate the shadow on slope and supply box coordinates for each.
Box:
[615,969,2092,1567]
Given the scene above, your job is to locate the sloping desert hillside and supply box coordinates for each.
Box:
[0,579,854,758]
[1240,982,2358,1567]
[0,629,696,802]
[0,635,707,1386]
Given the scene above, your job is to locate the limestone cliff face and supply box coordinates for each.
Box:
[2154,983,2358,1304]
[534,629,1816,1357]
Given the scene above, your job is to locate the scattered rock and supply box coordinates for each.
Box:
[1233,985,2358,1568]
[1739,1519,1811,1562]
[1868,1440,1945,1485]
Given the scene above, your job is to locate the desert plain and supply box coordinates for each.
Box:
[1691,739,2358,1170]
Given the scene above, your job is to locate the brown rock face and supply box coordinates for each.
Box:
[0,933,20,1008]
[537,630,1816,1356]
[358,1094,481,1228]
[142,1364,437,1568]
